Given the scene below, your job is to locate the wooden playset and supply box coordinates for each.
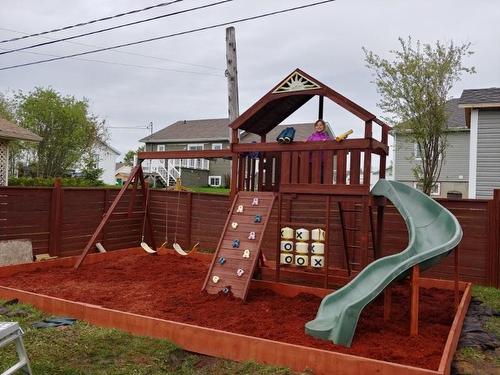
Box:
[0,69,469,375]
[76,69,392,290]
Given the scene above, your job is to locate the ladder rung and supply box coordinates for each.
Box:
[2,360,29,375]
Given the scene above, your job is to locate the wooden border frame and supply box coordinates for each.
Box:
[0,250,470,375]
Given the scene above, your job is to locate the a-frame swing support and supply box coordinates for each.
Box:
[74,164,156,269]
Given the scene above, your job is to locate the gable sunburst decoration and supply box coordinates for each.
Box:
[273,71,321,93]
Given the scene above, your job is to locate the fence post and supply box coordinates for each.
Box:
[49,178,62,256]
[186,191,192,248]
[493,190,500,288]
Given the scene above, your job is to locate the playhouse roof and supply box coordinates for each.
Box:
[230,69,378,136]
[0,117,42,142]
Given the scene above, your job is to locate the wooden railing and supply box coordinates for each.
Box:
[233,138,388,194]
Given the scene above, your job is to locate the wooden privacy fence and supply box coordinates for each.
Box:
[0,185,499,287]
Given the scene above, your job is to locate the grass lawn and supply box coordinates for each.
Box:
[0,300,295,375]
[454,285,500,374]
[188,186,230,195]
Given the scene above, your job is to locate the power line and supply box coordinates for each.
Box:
[0,0,233,56]
[0,0,336,72]
[0,26,221,71]
[107,126,149,129]
[0,0,185,44]
[0,47,224,76]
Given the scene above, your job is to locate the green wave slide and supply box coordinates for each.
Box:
[305,179,463,347]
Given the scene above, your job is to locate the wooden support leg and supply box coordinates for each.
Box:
[337,202,351,276]
[75,165,142,269]
[369,206,377,259]
[376,204,385,259]
[360,196,370,269]
[324,196,331,289]
[275,193,282,282]
[410,265,420,336]
[384,286,392,322]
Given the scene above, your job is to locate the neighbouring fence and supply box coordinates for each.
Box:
[0,185,498,287]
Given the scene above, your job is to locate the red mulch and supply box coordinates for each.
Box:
[0,252,459,370]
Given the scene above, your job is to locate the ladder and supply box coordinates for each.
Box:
[0,322,32,375]
[202,192,276,301]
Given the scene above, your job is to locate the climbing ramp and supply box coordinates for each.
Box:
[202,192,276,300]
[305,180,463,347]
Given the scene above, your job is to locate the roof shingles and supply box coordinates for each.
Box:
[459,88,500,106]
[0,118,42,142]
[140,118,230,143]
[141,118,324,143]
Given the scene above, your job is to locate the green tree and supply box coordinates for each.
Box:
[123,146,144,166]
[0,93,15,121]
[363,37,475,195]
[81,154,104,183]
[15,88,105,177]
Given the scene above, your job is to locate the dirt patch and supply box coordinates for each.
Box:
[0,252,460,370]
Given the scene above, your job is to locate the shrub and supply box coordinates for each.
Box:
[8,176,106,187]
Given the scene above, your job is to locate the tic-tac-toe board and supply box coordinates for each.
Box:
[202,192,276,301]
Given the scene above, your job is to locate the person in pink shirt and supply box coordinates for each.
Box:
[306,119,332,183]
[307,119,331,142]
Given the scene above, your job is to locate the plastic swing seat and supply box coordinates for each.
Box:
[172,242,199,256]
[140,241,157,254]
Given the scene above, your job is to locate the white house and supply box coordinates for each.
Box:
[393,88,500,199]
[94,141,120,185]
[458,88,500,199]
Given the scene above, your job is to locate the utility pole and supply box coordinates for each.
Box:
[226,26,240,199]
[226,26,239,142]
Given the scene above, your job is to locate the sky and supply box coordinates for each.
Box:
[0,0,499,161]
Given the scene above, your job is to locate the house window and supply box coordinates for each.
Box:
[212,143,223,150]
[157,144,165,151]
[187,144,205,169]
[209,176,222,187]
[413,143,422,160]
[413,182,441,196]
